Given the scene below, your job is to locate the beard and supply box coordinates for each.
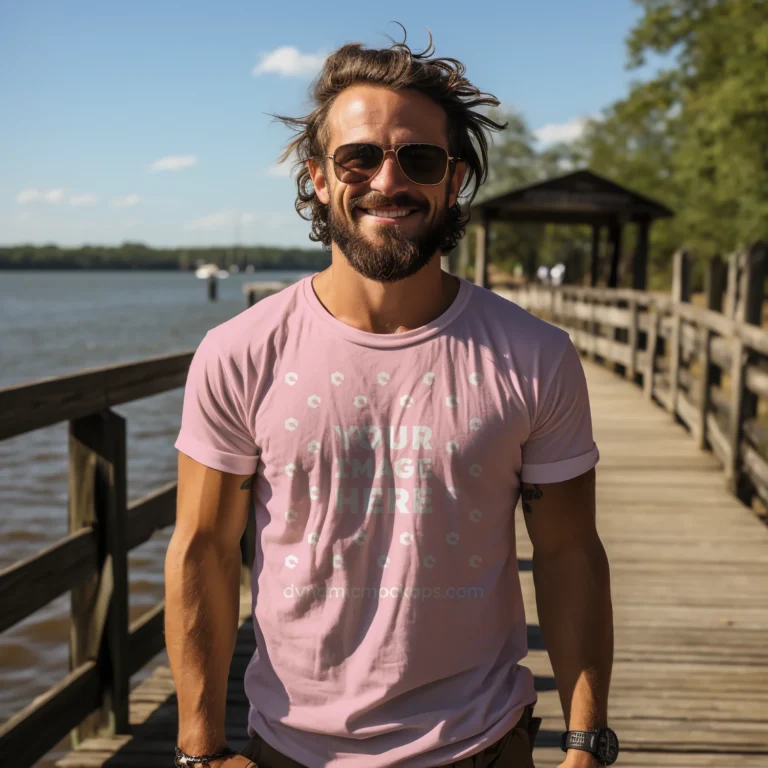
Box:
[327,189,451,283]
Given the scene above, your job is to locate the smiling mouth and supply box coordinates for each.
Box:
[356,207,422,221]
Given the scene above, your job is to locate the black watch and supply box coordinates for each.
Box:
[560,727,619,765]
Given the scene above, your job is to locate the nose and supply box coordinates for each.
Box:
[368,150,411,197]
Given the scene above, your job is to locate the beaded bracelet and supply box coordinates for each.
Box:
[174,745,238,766]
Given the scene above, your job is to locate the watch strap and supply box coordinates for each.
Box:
[560,730,599,754]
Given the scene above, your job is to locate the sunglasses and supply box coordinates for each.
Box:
[326,143,460,186]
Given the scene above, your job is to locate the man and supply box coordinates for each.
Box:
[168,28,615,768]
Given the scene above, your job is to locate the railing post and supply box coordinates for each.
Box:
[698,255,727,450]
[627,298,638,383]
[69,409,130,745]
[589,297,599,363]
[644,306,660,400]
[728,243,767,501]
[668,249,691,415]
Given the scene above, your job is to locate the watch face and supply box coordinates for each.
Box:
[597,729,619,766]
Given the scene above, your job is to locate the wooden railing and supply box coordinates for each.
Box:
[3,244,767,765]
[0,351,254,768]
[495,241,768,510]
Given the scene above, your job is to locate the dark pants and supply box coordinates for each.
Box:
[241,705,541,768]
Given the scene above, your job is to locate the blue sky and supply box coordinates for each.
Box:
[1,0,661,249]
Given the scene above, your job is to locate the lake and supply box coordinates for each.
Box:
[0,269,313,764]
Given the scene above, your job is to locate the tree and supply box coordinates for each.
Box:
[575,0,768,287]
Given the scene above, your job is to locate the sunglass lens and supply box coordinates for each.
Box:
[399,145,448,184]
[333,144,384,183]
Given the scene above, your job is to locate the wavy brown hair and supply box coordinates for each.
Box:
[268,24,508,253]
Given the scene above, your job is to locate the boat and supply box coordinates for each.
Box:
[194,263,230,280]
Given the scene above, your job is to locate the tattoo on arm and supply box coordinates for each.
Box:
[521,483,543,515]
[240,475,254,491]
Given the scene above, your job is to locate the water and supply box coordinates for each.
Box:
[0,269,314,763]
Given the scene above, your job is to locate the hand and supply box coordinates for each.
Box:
[209,757,257,768]
[557,751,601,768]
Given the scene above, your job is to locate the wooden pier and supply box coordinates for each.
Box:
[2,249,768,766]
[51,358,768,767]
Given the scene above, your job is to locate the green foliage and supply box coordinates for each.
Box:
[473,1,768,289]
[574,0,768,286]
[0,243,329,271]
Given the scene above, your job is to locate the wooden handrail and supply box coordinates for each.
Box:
[0,526,99,633]
[496,240,768,513]
[0,350,193,441]
[0,347,248,768]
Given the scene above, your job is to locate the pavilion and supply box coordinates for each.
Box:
[454,169,674,290]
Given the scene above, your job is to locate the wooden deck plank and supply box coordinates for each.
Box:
[57,360,768,767]
[516,361,768,765]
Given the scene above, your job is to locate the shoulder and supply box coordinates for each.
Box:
[203,276,306,365]
[464,281,572,361]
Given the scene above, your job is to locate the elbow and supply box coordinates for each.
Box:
[533,536,610,578]
[165,526,242,575]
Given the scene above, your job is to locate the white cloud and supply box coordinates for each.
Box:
[534,116,595,146]
[149,155,198,172]
[16,188,66,204]
[16,189,41,203]
[43,188,65,203]
[70,193,98,206]
[110,194,141,208]
[252,46,326,77]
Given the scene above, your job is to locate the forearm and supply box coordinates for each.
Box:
[532,541,614,731]
[165,531,242,753]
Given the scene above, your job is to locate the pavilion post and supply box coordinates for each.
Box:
[590,225,601,287]
[608,220,623,288]
[633,219,651,290]
[474,213,490,289]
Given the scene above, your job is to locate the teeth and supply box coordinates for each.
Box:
[364,209,413,218]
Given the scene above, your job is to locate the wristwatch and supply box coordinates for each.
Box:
[560,727,619,765]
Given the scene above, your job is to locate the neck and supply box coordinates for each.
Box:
[311,249,459,335]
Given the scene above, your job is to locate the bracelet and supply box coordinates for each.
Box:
[174,745,238,766]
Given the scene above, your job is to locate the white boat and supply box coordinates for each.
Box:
[195,263,230,280]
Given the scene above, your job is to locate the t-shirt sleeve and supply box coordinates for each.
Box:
[174,332,260,476]
[520,337,599,484]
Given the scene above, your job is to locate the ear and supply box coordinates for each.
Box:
[307,157,331,205]
[448,160,467,209]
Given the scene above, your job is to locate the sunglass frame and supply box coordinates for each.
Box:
[326,143,461,186]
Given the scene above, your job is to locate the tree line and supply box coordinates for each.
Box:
[0,243,330,271]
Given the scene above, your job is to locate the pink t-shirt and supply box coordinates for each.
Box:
[174,273,599,768]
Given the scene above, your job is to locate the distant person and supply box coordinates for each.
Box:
[168,24,617,768]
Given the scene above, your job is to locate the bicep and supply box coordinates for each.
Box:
[521,467,597,557]
[175,451,253,548]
